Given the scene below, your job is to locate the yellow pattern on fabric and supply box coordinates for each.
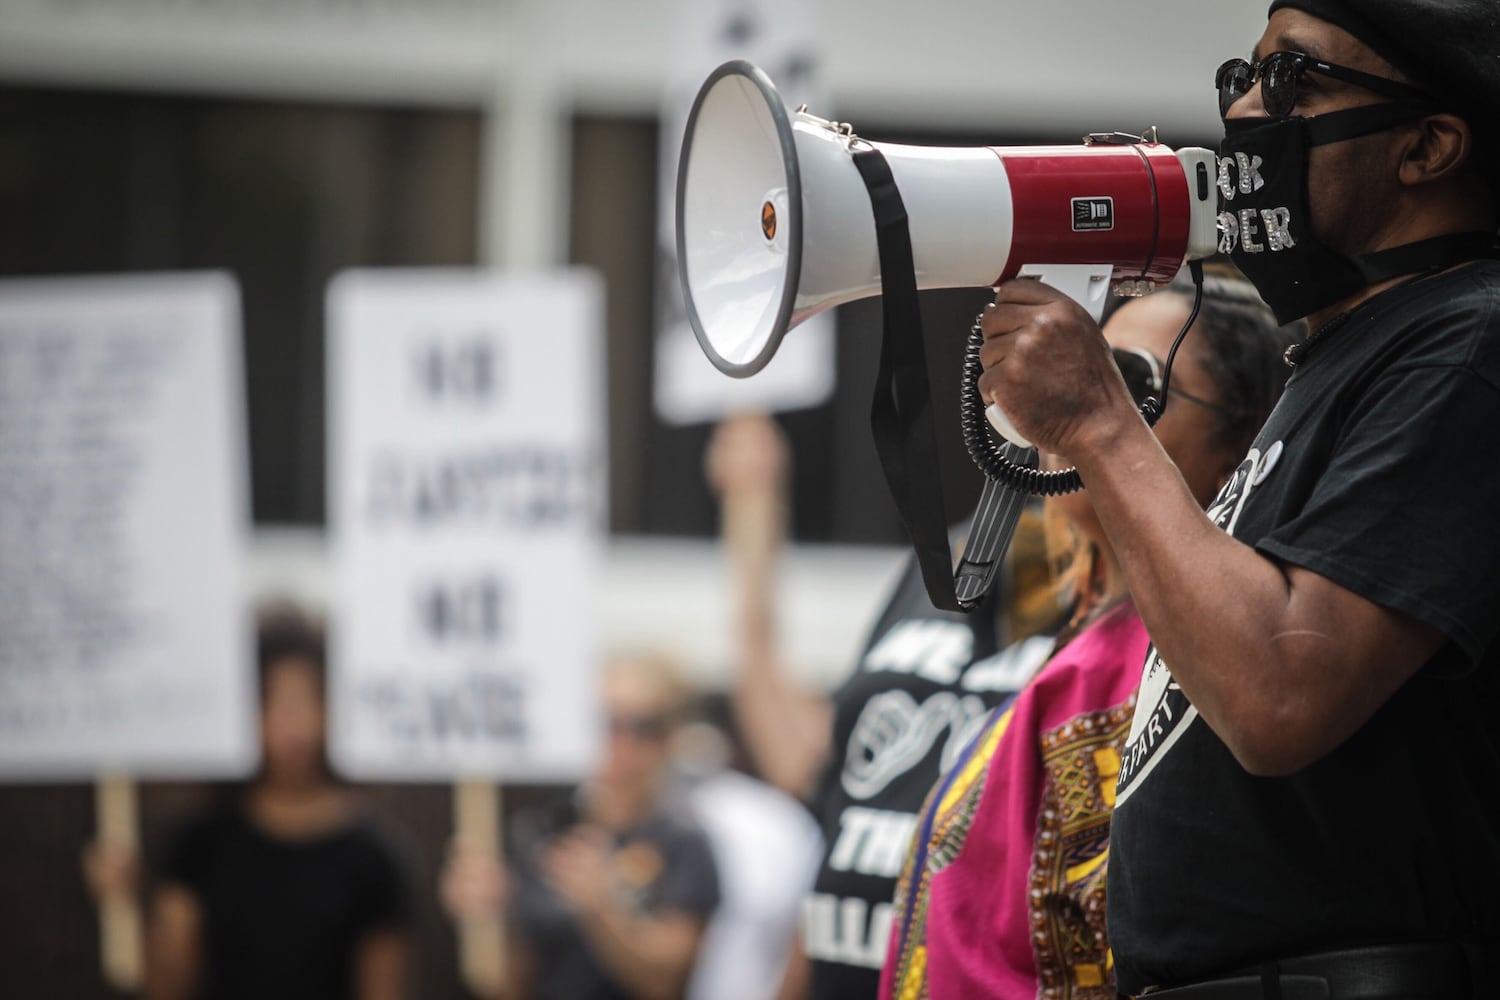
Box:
[1065,846,1108,885]
[888,704,1014,1000]
[1093,747,1120,807]
[1031,696,1136,1000]
[1075,963,1105,988]
[898,946,927,1000]
[939,706,1012,816]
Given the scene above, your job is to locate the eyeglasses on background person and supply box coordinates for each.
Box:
[1111,346,1240,421]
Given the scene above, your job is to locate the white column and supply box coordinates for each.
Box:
[478,0,570,269]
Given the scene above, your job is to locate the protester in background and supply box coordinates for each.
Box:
[441,653,720,1000]
[670,704,823,1000]
[706,414,1059,999]
[881,273,1296,998]
[82,605,413,1000]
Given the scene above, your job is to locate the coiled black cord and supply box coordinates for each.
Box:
[963,261,1206,496]
[960,323,1085,495]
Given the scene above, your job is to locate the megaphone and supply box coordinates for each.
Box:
[676,59,1220,380]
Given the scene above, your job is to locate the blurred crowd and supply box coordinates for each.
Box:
[60,268,1298,1000]
[77,586,817,1000]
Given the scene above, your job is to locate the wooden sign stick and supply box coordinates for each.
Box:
[96,772,144,993]
[453,779,506,998]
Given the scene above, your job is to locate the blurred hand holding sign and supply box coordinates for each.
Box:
[0,273,254,989]
[327,269,605,782]
[328,269,606,995]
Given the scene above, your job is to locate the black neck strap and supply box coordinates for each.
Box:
[1301,99,1434,147]
[850,144,1030,613]
[1352,231,1500,284]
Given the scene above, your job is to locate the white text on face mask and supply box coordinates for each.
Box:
[1218,206,1297,254]
[1218,152,1265,200]
[1216,152,1295,254]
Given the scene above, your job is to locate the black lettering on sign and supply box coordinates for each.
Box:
[416,576,506,644]
[363,446,597,530]
[413,336,499,404]
[357,671,528,748]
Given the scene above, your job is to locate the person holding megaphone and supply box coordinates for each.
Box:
[973,2,1500,995]
[709,272,1296,1000]
[678,0,1500,991]
[879,271,1294,999]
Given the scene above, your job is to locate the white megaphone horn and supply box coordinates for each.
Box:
[676,59,1221,398]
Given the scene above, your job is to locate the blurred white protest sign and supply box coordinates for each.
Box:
[0,272,251,990]
[327,269,605,782]
[0,273,254,780]
[653,0,833,425]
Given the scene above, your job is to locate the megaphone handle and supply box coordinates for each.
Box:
[982,264,1114,449]
[984,403,1032,448]
[961,314,1085,499]
[953,460,1034,606]
[1015,263,1113,320]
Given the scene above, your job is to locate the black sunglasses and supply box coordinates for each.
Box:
[1215,50,1431,119]
[1112,347,1238,421]
[608,712,671,741]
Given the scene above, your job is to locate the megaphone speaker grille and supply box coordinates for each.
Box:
[677,61,803,377]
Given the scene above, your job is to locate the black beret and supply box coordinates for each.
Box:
[1268,0,1500,122]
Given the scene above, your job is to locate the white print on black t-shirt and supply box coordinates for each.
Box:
[1115,659,1195,804]
[1116,445,1279,806]
[861,620,974,684]
[1255,439,1283,486]
[803,892,893,969]
[826,806,920,878]
[1203,447,1264,536]
[841,625,1049,802]
[841,689,990,800]
[961,634,1055,693]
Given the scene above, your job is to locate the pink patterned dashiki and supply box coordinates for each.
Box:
[880,602,1149,1000]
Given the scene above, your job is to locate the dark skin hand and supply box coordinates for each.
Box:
[976,276,1443,777]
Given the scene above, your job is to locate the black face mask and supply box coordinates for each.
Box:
[1217,102,1493,324]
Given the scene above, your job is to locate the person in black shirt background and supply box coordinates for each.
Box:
[706,415,1058,999]
[83,606,413,1000]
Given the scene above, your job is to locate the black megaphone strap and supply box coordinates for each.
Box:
[850,144,1031,613]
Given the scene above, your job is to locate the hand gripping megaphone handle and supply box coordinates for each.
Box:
[984,404,1032,448]
[848,148,1119,609]
[983,263,1114,448]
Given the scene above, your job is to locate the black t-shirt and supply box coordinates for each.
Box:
[159,803,411,1000]
[1109,262,1500,992]
[805,557,1053,999]
[509,801,720,1000]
